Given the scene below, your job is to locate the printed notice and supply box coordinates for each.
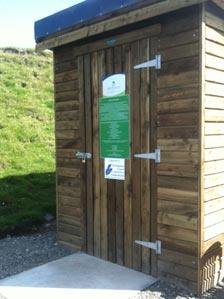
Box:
[99,95,130,159]
[104,158,125,180]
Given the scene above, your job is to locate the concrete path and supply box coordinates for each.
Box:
[0,253,157,299]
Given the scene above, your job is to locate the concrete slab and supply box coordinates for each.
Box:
[0,253,157,299]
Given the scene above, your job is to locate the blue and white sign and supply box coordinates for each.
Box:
[104,158,125,180]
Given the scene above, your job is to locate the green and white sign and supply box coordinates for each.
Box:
[103,74,126,97]
[99,74,130,159]
[99,95,130,159]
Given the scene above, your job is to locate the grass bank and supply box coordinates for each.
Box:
[0,48,55,236]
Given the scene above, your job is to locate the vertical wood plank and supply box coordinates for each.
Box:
[114,46,125,266]
[84,53,94,255]
[92,51,101,257]
[55,14,204,293]
[131,40,142,271]
[151,36,158,277]
[140,38,151,274]
[77,55,87,251]
[199,4,206,295]
[123,43,133,269]
[53,51,60,242]
[106,48,116,262]
[98,50,108,260]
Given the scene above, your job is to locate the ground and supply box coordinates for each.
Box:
[0,225,223,299]
[0,223,73,280]
[0,48,223,299]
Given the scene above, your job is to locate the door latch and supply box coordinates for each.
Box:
[134,149,160,163]
[135,240,161,255]
[134,54,161,70]
[75,152,92,163]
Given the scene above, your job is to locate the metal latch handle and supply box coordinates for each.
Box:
[76,152,92,163]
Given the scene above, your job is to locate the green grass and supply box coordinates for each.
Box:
[0,48,55,236]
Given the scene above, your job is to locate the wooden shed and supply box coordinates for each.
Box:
[35,0,224,294]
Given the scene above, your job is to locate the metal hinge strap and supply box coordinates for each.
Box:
[134,149,160,163]
[135,240,161,255]
[134,54,161,70]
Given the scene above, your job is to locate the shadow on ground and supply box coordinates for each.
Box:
[0,172,56,238]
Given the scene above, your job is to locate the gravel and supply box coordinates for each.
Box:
[0,227,74,280]
[0,228,223,299]
[135,281,224,299]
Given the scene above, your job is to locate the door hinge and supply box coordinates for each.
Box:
[135,240,161,255]
[134,54,161,70]
[134,149,161,163]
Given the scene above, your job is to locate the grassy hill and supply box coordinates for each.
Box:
[0,48,55,236]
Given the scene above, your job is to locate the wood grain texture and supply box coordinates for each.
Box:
[91,51,101,258]
[51,4,219,293]
[84,53,94,255]
[156,7,201,289]
[36,0,205,51]
[201,2,224,293]
[106,48,116,263]
[123,44,133,269]
[78,55,87,251]
[98,50,108,261]
[198,4,206,294]
[140,38,151,274]
[54,54,83,250]
[114,46,124,266]
[131,40,142,272]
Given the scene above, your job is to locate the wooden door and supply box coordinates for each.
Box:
[77,26,159,274]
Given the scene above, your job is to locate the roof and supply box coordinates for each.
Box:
[35,0,218,51]
[35,0,155,43]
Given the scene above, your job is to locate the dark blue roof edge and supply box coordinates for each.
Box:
[35,0,160,43]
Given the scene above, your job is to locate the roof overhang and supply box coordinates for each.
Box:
[212,0,224,10]
[35,0,161,43]
[36,0,209,51]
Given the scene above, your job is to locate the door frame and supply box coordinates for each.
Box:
[76,23,161,276]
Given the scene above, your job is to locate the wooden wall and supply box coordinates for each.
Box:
[52,6,202,293]
[156,7,200,292]
[53,47,84,251]
[200,1,224,293]
[52,3,224,294]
